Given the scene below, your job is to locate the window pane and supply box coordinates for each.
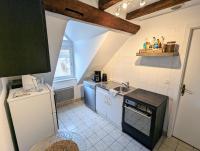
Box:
[54,49,72,78]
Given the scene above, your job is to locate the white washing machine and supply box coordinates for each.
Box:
[7,84,58,151]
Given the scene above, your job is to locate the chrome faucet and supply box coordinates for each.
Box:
[121,82,130,88]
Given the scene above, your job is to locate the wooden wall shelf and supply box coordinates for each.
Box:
[136,52,179,57]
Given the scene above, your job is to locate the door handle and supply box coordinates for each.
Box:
[104,95,111,105]
[107,96,111,105]
[124,106,151,119]
[108,96,111,105]
[181,84,186,96]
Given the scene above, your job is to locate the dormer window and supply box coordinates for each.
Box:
[54,35,75,82]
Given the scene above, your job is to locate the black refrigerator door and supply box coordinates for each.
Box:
[0,0,50,77]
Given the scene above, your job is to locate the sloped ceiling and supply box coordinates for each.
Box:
[35,11,68,85]
[41,14,129,85]
[81,31,130,83]
[73,33,107,83]
[63,20,131,84]
[66,20,108,42]
[73,30,130,84]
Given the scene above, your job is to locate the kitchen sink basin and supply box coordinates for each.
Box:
[114,86,130,93]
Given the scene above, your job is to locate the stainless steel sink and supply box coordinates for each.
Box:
[113,86,130,93]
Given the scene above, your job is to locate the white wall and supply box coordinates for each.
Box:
[74,31,130,84]
[74,33,108,83]
[66,20,107,42]
[84,31,130,79]
[0,80,2,94]
[74,84,84,100]
[103,4,200,136]
[35,11,69,86]
[0,78,14,151]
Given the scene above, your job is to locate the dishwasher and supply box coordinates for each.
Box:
[83,81,97,111]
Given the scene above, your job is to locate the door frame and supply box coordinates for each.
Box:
[172,23,200,136]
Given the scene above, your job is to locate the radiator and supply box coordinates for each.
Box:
[54,87,74,103]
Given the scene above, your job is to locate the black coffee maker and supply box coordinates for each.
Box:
[93,71,101,82]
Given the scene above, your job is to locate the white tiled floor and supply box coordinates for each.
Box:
[57,100,199,151]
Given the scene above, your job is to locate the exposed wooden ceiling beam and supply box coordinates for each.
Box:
[126,0,191,20]
[43,0,140,34]
[99,0,122,10]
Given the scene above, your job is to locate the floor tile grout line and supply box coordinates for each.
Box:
[58,101,198,151]
[59,103,144,151]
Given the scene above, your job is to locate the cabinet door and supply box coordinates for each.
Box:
[109,95,123,128]
[0,0,50,77]
[96,87,108,117]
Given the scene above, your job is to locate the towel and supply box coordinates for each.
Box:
[109,89,119,97]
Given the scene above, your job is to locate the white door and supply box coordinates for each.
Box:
[174,28,200,149]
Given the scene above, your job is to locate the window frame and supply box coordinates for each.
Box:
[54,35,75,82]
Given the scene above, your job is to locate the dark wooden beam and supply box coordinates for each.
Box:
[126,0,191,20]
[43,0,140,34]
[99,0,122,10]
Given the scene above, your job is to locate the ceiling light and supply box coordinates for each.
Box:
[115,11,120,16]
[140,0,146,7]
[115,7,121,17]
[122,2,128,9]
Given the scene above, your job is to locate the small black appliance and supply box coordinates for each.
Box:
[93,71,101,82]
[102,73,107,82]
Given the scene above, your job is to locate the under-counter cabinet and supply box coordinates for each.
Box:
[96,87,108,117]
[96,87,123,128]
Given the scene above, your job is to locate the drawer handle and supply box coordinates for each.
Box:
[124,106,151,119]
